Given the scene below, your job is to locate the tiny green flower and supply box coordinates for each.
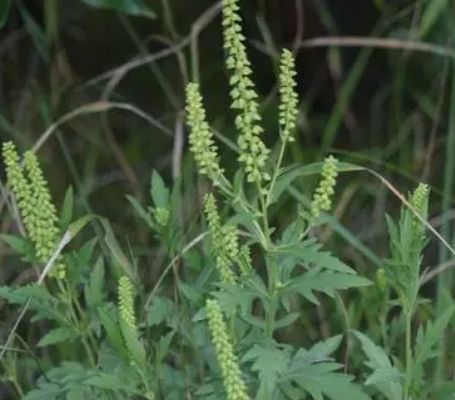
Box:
[206,298,249,400]
[310,155,339,220]
[279,49,298,143]
[185,82,224,182]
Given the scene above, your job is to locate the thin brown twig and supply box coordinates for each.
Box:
[298,36,455,59]
[148,34,189,86]
[32,101,173,154]
[85,1,222,88]
[93,3,221,198]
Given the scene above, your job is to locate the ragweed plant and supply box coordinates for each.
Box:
[353,183,455,400]
[385,183,430,318]
[0,0,451,399]
[183,0,373,398]
[382,183,434,399]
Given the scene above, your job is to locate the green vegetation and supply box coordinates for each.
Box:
[1,0,455,399]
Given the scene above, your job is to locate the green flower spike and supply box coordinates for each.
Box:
[237,244,253,278]
[3,142,35,238]
[204,194,236,284]
[23,151,65,278]
[223,224,240,262]
[118,276,147,368]
[206,298,249,400]
[222,0,270,184]
[185,82,224,183]
[3,142,65,279]
[411,183,429,232]
[310,155,339,220]
[278,49,298,142]
[118,276,136,329]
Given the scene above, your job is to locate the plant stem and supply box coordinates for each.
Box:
[58,280,97,367]
[267,139,288,206]
[265,253,279,339]
[73,294,99,357]
[258,181,279,339]
[405,311,412,400]
[265,299,277,338]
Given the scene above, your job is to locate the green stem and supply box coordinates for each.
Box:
[265,295,277,339]
[405,311,412,400]
[81,334,97,367]
[267,139,288,206]
[260,195,270,243]
[57,280,97,367]
[73,294,99,356]
[138,367,154,400]
[265,254,279,339]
